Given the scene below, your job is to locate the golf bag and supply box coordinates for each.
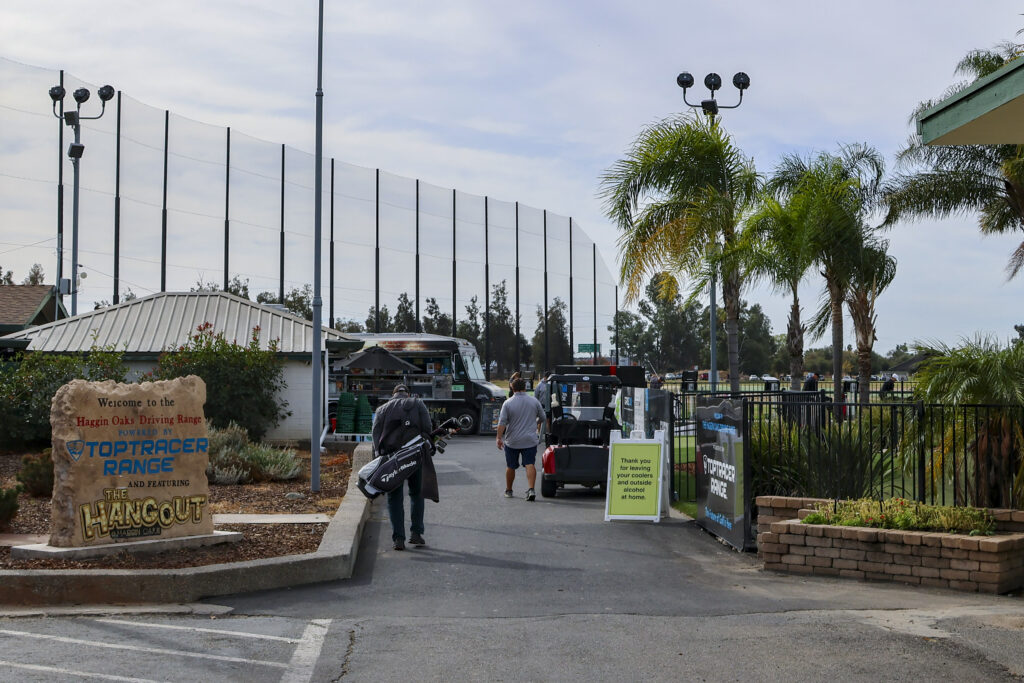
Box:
[357,438,431,500]
[356,416,462,500]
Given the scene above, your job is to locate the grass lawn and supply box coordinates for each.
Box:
[672,499,698,518]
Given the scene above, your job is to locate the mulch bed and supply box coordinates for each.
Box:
[0,449,351,570]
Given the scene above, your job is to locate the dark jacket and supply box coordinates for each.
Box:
[373,393,439,502]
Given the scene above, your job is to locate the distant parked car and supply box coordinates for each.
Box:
[762,375,778,382]
[783,374,792,382]
[748,374,761,381]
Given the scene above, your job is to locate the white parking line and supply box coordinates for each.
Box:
[0,628,288,669]
[280,619,332,683]
[95,618,302,643]
[0,659,163,682]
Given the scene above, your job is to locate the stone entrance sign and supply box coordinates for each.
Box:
[49,376,213,547]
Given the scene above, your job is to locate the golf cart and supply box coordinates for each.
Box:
[540,373,621,498]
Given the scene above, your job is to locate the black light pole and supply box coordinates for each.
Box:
[676,70,750,392]
[49,82,115,315]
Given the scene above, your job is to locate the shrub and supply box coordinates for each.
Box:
[0,485,21,531]
[0,342,127,446]
[152,323,290,440]
[206,422,302,485]
[16,449,54,497]
[239,443,301,482]
[803,497,995,535]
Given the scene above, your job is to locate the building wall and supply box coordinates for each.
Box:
[123,357,314,444]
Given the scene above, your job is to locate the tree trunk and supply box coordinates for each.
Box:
[787,289,804,391]
[827,278,844,420]
[723,270,741,393]
[847,289,877,405]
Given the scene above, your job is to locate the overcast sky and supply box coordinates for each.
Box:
[1,1,1022,356]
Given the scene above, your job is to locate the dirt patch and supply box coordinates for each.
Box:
[0,450,351,570]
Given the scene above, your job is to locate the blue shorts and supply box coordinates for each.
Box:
[504,445,537,469]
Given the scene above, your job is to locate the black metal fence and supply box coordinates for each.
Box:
[745,395,1024,510]
[661,390,1024,511]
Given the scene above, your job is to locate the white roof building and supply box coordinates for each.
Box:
[2,291,361,443]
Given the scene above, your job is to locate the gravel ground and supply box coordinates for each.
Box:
[0,449,351,570]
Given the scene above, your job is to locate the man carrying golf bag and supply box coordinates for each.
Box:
[371,384,435,551]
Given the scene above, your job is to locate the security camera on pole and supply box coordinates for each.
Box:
[676,70,749,392]
[49,83,115,316]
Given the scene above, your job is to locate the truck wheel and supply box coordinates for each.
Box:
[454,409,479,435]
[540,478,557,498]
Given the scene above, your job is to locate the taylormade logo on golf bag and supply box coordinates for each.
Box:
[379,456,420,484]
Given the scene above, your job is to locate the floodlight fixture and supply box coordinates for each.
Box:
[677,68,749,117]
[47,79,114,316]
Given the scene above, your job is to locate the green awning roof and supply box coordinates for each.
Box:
[917,57,1024,145]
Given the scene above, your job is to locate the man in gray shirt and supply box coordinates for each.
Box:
[496,376,546,501]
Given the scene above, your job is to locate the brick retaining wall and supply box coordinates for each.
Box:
[754,496,1024,594]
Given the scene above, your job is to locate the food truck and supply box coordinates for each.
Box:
[329,333,506,435]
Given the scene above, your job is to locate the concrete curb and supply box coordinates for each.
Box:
[0,444,376,607]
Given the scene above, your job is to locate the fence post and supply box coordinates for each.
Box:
[668,392,677,501]
[916,401,926,503]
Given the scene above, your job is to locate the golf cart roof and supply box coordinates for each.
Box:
[550,373,621,386]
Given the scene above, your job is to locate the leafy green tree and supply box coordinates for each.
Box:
[456,296,482,352]
[333,318,364,333]
[608,309,651,366]
[393,292,417,332]
[21,264,44,285]
[532,297,572,371]
[487,280,520,375]
[152,322,289,439]
[601,114,758,391]
[883,41,1024,278]
[365,304,392,332]
[421,297,453,336]
[635,273,703,373]
[700,300,777,375]
[192,276,249,299]
[770,144,885,402]
[0,343,127,445]
[257,284,313,320]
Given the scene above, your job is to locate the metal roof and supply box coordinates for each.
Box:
[0,291,357,355]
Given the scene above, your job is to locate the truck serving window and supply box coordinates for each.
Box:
[460,352,486,381]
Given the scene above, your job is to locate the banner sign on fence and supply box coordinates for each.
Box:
[694,397,752,550]
[605,431,666,522]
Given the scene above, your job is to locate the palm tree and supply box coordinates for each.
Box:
[883,43,1024,278]
[845,235,897,403]
[600,114,758,392]
[742,191,818,389]
[769,145,885,403]
[913,336,1024,508]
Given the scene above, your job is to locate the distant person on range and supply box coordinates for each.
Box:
[801,372,819,392]
[373,384,435,551]
[532,371,552,437]
[496,377,546,501]
[880,373,897,400]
